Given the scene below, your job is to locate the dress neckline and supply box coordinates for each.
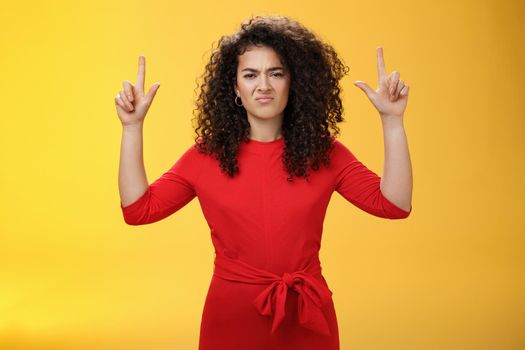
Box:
[242,135,285,152]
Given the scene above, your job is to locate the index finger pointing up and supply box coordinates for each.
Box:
[376,47,387,80]
[136,55,145,93]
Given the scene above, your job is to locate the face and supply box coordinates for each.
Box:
[234,45,291,122]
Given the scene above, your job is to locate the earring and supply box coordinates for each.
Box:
[235,95,243,107]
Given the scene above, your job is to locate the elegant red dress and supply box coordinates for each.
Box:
[120,136,411,350]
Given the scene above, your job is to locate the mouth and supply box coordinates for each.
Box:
[256,97,274,103]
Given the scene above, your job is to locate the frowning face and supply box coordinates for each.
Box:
[234,45,291,123]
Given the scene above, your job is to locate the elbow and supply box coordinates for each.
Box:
[389,204,412,220]
[121,207,149,225]
[122,211,163,226]
[122,211,144,225]
[378,190,412,219]
[122,210,156,225]
[123,217,144,226]
[120,191,151,225]
[392,212,411,220]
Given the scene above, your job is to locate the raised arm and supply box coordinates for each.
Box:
[350,46,413,216]
[115,55,199,225]
[115,55,161,206]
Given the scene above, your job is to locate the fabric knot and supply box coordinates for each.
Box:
[282,272,295,288]
[213,253,334,336]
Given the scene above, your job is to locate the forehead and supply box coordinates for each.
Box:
[237,45,284,67]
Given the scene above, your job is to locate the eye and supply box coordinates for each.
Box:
[243,74,255,78]
[272,72,284,77]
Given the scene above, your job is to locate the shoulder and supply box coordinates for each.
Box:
[181,137,206,156]
[169,140,211,185]
[177,138,216,167]
[329,138,357,162]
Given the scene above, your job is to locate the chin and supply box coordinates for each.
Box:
[248,109,285,120]
[251,114,282,120]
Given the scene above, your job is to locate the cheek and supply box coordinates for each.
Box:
[238,83,254,95]
[278,85,290,98]
[280,80,291,93]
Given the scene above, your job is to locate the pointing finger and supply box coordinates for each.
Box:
[136,55,145,93]
[376,47,387,81]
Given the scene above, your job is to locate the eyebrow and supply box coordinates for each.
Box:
[240,67,285,73]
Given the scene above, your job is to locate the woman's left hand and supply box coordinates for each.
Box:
[353,47,409,119]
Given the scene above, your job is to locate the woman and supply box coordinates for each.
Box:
[115,15,412,350]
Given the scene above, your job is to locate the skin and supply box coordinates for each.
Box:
[234,45,291,142]
[353,47,412,212]
[115,56,161,206]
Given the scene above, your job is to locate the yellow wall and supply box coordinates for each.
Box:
[1,1,523,349]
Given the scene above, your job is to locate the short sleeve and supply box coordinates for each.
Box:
[120,144,202,225]
[331,140,411,219]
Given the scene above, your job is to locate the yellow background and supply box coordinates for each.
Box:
[1,0,523,349]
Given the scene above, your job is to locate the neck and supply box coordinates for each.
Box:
[247,114,283,142]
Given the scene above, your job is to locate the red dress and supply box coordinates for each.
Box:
[120,136,411,350]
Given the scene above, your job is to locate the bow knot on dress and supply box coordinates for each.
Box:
[213,253,333,336]
[282,272,295,288]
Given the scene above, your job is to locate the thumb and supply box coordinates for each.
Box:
[146,82,161,102]
[353,80,374,96]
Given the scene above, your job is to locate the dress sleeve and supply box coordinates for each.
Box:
[120,144,202,225]
[332,140,411,219]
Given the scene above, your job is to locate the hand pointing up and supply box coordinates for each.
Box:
[115,55,161,126]
[353,47,410,119]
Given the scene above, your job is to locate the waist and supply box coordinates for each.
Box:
[213,253,325,283]
[212,252,333,337]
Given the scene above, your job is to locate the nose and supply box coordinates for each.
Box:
[257,75,271,91]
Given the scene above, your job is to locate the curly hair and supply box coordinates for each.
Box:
[191,14,350,182]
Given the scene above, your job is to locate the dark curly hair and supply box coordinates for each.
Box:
[191,14,350,182]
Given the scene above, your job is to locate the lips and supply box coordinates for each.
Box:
[256,97,273,104]
[256,96,273,101]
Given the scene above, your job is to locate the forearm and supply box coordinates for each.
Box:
[119,122,149,207]
[379,116,413,211]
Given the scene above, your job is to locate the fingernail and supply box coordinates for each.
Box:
[128,95,133,101]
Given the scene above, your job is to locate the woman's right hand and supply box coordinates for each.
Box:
[115,55,161,126]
